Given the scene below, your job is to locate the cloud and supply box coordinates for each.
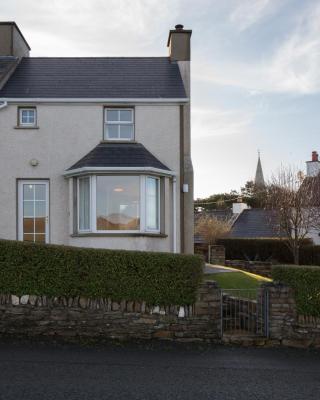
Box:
[195,3,320,95]
[229,0,272,31]
[192,107,252,138]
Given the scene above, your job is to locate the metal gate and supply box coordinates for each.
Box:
[221,289,269,337]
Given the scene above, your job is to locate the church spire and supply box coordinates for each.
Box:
[255,151,265,187]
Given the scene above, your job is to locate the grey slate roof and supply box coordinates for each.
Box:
[229,209,280,238]
[0,56,19,88]
[67,142,171,171]
[0,57,186,99]
[194,209,233,244]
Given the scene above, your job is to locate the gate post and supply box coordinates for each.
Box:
[195,280,222,338]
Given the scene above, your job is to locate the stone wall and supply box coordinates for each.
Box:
[0,281,221,343]
[209,245,225,265]
[225,260,272,278]
[265,282,320,348]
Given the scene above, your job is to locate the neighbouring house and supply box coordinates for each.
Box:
[0,22,194,253]
[229,152,320,244]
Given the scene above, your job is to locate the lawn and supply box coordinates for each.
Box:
[204,270,271,290]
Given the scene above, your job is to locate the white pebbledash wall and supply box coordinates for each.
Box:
[0,102,181,252]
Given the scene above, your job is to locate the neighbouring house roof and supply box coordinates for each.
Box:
[194,209,233,244]
[66,142,172,175]
[0,57,187,99]
[229,209,280,238]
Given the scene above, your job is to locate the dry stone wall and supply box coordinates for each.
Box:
[0,281,221,343]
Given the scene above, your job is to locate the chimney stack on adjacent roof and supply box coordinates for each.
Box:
[167,24,192,62]
[306,151,320,177]
[0,22,30,57]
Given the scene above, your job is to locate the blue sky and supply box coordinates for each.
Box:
[3,0,320,197]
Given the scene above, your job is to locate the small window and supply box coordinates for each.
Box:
[104,108,134,140]
[19,107,37,127]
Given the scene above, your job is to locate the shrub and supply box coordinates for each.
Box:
[272,265,320,317]
[217,238,314,264]
[0,240,203,305]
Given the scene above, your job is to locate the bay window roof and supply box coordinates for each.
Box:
[65,142,173,177]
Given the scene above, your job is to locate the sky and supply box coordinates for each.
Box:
[2,0,320,198]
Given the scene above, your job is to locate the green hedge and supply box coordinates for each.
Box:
[0,240,203,305]
[217,238,315,264]
[272,265,320,317]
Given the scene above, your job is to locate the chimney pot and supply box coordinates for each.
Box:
[175,24,184,30]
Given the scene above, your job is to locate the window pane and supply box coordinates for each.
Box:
[35,201,46,217]
[23,201,34,217]
[23,218,34,233]
[107,125,119,139]
[146,177,159,231]
[23,234,34,242]
[35,217,46,233]
[35,234,46,243]
[120,125,133,139]
[120,110,132,122]
[23,184,34,200]
[96,176,140,231]
[107,110,119,122]
[21,109,35,124]
[79,178,90,230]
[35,185,46,200]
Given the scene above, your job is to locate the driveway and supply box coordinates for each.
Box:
[0,340,319,399]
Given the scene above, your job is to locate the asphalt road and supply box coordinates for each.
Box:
[0,340,319,400]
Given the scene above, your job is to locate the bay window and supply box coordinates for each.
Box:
[78,175,160,233]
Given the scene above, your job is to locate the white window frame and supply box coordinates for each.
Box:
[18,180,50,243]
[77,174,161,234]
[77,176,92,233]
[104,108,134,141]
[19,107,37,127]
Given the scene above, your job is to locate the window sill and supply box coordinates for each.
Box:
[14,126,40,130]
[100,140,136,144]
[71,232,167,238]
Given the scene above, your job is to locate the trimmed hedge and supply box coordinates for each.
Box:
[217,238,315,264]
[272,265,320,317]
[0,240,203,305]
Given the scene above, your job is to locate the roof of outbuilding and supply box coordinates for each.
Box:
[0,57,187,99]
[229,209,280,238]
[67,142,171,172]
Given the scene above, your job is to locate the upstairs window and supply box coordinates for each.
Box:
[104,108,134,140]
[19,107,37,127]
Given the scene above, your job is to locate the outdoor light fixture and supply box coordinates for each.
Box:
[114,187,124,192]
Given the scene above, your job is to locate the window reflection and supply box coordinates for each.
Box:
[96,176,140,230]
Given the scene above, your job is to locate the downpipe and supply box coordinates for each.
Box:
[172,176,177,253]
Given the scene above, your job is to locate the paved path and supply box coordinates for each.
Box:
[0,341,319,399]
[204,263,237,274]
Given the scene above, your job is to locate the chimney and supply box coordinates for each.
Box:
[312,151,319,162]
[167,24,192,62]
[306,151,320,177]
[0,22,30,57]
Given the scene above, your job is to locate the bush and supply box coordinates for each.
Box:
[0,240,203,305]
[217,238,315,264]
[272,265,320,317]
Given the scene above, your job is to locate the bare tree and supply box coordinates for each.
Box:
[265,166,320,264]
[195,215,231,246]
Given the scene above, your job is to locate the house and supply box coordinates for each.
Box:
[0,22,194,254]
[229,152,320,244]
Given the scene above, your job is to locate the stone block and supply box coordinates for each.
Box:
[11,295,19,306]
[20,295,29,305]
